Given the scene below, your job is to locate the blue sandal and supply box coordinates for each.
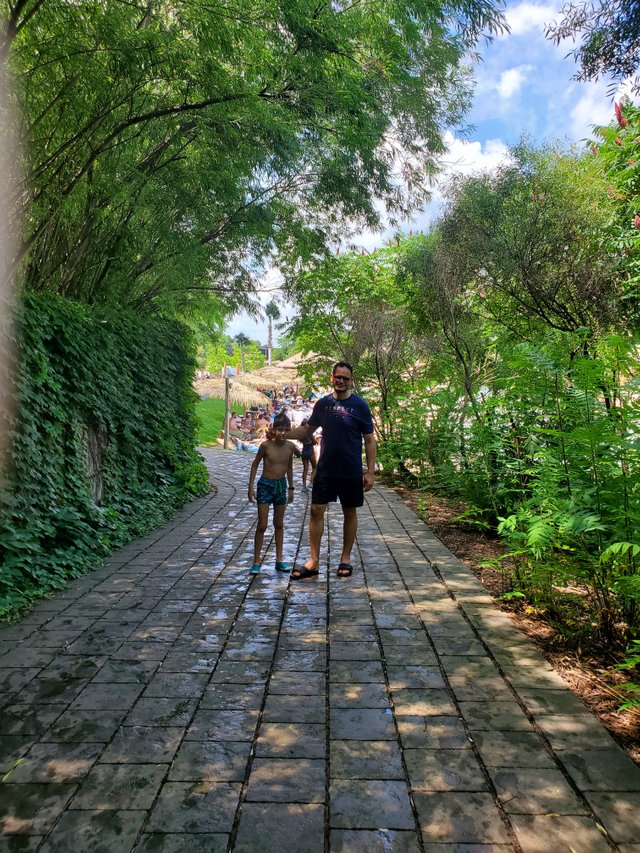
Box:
[250,563,262,574]
[275,562,293,573]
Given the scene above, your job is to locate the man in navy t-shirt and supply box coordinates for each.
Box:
[276,361,376,580]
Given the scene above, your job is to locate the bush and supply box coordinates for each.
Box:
[0,293,208,618]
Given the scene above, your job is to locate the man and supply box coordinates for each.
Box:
[274,361,376,579]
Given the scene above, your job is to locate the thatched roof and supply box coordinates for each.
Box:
[194,378,270,408]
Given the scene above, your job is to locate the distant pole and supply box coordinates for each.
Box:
[223,376,231,450]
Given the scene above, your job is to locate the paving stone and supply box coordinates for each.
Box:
[559,748,640,791]
[134,833,229,852]
[489,768,586,814]
[0,834,44,851]
[17,676,87,705]
[70,681,145,710]
[0,737,34,775]
[518,689,589,716]
[169,740,250,781]
[330,740,405,780]
[0,647,56,669]
[91,659,160,683]
[200,683,265,710]
[330,707,397,740]
[1,705,63,736]
[397,716,469,749]
[535,714,617,751]
[142,672,209,699]
[505,667,569,692]
[100,726,183,763]
[329,642,383,662]
[262,692,325,723]
[44,708,127,743]
[414,792,510,844]
[269,671,325,694]
[111,642,172,662]
[472,732,555,769]
[41,654,107,680]
[330,779,415,829]
[449,677,514,702]
[210,660,270,682]
[387,666,446,690]
[431,637,487,656]
[185,708,260,741]
[0,783,76,835]
[70,763,167,809]
[234,803,324,853]
[42,808,147,852]
[330,829,422,851]
[6,742,102,783]
[246,757,325,802]
[329,681,389,709]
[509,813,611,853]
[392,689,458,717]
[256,723,326,759]
[146,781,240,833]
[584,791,640,843]
[329,660,385,684]
[459,702,533,732]
[439,658,499,678]
[421,846,513,852]
[124,697,196,727]
[405,748,489,792]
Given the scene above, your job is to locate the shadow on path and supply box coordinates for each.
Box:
[1,447,639,851]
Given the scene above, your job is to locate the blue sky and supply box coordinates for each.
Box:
[227,0,622,343]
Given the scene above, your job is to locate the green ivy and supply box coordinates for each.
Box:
[0,293,208,619]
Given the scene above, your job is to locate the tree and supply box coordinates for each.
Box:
[265,300,280,366]
[234,334,252,373]
[546,1,640,94]
[4,0,506,314]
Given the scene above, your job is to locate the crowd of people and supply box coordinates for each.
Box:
[228,387,321,485]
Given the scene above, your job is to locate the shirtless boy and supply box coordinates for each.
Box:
[247,412,298,574]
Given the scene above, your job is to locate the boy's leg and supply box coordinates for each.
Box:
[302,459,308,488]
[253,502,270,565]
[273,503,286,563]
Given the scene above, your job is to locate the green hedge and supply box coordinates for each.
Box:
[0,293,209,618]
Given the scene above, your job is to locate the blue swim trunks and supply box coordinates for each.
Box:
[256,476,288,506]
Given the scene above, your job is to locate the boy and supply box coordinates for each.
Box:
[247,412,298,574]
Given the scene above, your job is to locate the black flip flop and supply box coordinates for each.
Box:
[291,567,319,580]
[337,563,353,577]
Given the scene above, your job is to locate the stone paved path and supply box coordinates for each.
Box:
[1,447,640,852]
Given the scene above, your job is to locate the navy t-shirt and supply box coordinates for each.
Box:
[308,393,374,478]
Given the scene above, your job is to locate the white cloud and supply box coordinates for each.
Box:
[568,86,616,141]
[503,2,559,37]
[496,65,532,98]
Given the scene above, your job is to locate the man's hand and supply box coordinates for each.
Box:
[265,427,277,441]
[287,490,294,504]
[363,472,375,493]
[248,485,256,502]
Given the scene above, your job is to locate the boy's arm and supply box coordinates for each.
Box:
[248,446,265,501]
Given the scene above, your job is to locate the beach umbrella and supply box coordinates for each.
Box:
[194,378,270,409]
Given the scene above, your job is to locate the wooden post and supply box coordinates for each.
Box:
[223,376,231,450]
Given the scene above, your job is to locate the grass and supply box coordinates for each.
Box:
[195,398,227,445]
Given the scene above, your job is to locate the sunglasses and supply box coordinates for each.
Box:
[332,375,351,383]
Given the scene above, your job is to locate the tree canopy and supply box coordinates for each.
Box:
[3,0,506,316]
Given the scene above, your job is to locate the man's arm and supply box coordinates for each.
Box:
[287,456,295,503]
[363,432,376,492]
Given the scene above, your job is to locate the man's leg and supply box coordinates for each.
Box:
[340,505,358,566]
[306,503,327,570]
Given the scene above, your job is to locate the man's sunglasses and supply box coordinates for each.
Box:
[332,375,351,383]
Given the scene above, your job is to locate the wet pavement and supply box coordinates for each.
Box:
[1,446,639,852]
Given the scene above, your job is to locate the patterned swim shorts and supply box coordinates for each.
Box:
[256,476,288,506]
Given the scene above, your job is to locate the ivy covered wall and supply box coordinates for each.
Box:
[0,294,209,617]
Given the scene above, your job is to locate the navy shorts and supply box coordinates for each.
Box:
[301,443,315,461]
[256,476,288,506]
[311,474,364,508]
